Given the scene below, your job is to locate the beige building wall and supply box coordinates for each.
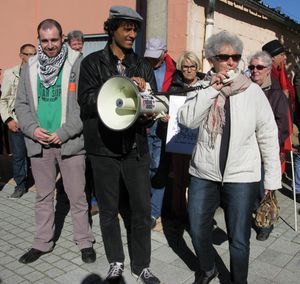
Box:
[216,0,299,77]
[183,0,300,74]
[146,0,168,41]
[167,0,188,61]
[186,1,206,61]
[0,0,136,71]
[2,0,299,77]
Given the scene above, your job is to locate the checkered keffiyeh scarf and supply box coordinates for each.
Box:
[38,42,68,88]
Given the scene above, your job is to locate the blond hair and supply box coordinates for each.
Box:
[176,51,202,72]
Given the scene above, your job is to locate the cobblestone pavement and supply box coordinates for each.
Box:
[1,168,300,283]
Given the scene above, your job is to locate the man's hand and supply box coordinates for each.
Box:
[33,127,50,145]
[7,119,19,132]
[131,77,146,92]
[47,133,62,145]
[137,113,156,125]
[160,112,170,123]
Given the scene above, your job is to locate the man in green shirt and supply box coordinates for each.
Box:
[15,19,95,264]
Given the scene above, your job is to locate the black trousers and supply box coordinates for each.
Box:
[89,151,151,274]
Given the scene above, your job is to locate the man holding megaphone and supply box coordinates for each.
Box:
[78,6,160,284]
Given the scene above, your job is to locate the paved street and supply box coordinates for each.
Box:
[1,155,300,284]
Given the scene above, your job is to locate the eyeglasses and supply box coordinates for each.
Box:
[182,65,197,71]
[248,65,267,71]
[22,52,36,56]
[213,54,242,62]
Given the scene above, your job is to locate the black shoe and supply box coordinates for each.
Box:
[151,216,157,229]
[296,194,300,203]
[256,230,272,242]
[9,188,26,199]
[194,268,218,284]
[81,247,96,263]
[90,204,99,216]
[106,262,124,280]
[132,268,160,284]
[19,248,51,264]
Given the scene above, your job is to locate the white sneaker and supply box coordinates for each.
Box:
[106,262,124,280]
[132,268,160,284]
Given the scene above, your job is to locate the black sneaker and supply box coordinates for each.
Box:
[9,188,25,199]
[256,225,273,241]
[132,268,160,284]
[193,267,218,284]
[106,262,124,280]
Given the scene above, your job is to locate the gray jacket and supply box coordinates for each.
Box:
[15,46,85,157]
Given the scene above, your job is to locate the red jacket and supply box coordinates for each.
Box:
[271,63,295,173]
[271,64,295,111]
[161,53,176,92]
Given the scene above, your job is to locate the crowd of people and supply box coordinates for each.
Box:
[0,4,299,284]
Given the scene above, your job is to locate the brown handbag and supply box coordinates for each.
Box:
[255,191,280,228]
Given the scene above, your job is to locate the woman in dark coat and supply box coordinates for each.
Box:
[153,51,204,272]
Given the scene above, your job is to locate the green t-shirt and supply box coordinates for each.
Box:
[37,71,62,134]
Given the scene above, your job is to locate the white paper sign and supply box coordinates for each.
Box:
[166,95,198,154]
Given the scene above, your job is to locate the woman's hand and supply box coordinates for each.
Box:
[210,71,230,91]
[264,189,272,196]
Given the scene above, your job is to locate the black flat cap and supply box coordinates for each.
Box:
[262,39,285,57]
[109,6,143,22]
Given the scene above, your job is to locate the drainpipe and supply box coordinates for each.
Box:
[203,0,216,72]
[145,0,167,42]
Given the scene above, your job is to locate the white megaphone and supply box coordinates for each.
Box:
[97,76,169,131]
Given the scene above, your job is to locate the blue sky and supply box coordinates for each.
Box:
[262,0,300,23]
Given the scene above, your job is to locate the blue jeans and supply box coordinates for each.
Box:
[148,121,161,173]
[148,121,165,218]
[151,187,165,218]
[9,131,27,190]
[188,176,259,284]
[254,165,264,211]
[295,153,300,194]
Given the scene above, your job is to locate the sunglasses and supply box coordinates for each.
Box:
[213,54,241,62]
[248,65,267,71]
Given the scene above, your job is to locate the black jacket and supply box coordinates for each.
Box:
[156,70,205,140]
[263,77,289,148]
[152,70,205,188]
[78,44,157,157]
